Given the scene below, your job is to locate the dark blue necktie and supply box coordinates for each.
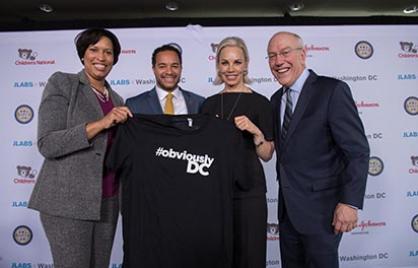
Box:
[281,87,293,141]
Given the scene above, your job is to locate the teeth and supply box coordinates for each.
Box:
[94,64,106,70]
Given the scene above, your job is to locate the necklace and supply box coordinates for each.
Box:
[220,92,242,120]
[90,85,109,103]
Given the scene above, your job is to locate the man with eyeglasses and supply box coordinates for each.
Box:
[268,31,370,268]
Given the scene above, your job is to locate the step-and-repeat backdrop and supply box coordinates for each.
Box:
[0,25,417,268]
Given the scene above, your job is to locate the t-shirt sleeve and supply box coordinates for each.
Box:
[257,96,274,142]
[106,123,132,173]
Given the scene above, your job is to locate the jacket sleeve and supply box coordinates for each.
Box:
[37,72,91,159]
[328,81,370,209]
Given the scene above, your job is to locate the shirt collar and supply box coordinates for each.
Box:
[287,68,309,94]
[156,85,181,101]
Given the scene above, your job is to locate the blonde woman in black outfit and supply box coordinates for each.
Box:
[201,36,275,268]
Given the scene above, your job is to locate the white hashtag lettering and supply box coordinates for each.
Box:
[154,146,214,176]
[155,147,164,156]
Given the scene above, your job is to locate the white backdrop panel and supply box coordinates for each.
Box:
[0,25,417,268]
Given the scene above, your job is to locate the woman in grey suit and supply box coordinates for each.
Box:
[28,28,132,268]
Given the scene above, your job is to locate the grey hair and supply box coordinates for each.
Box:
[268,31,305,50]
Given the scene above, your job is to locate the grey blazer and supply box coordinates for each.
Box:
[125,87,205,114]
[28,70,124,221]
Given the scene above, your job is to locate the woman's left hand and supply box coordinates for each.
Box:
[234,115,274,161]
[234,115,259,135]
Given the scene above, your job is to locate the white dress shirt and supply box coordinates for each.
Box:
[155,85,188,115]
[280,68,310,126]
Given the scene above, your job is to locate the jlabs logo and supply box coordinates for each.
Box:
[410,249,418,257]
[11,263,53,268]
[398,74,416,80]
[11,263,32,268]
[13,140,33,147]
[403,130,418,138]
[110,79,130,86]
[14,81,34,88]
[407,190,418,198]
[12,201,28,208]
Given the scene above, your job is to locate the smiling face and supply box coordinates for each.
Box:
[267,32,306,88]
[83,36,114,84]
[217,46,248,88]
[153,50,182,92]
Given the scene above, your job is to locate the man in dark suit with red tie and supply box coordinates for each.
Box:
[268,31,370,268]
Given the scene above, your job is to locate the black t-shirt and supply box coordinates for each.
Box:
[201,91,274,197]
[107,114,247,268]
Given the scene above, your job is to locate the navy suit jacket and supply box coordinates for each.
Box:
[125,87,204,115]
[270,70,370,235]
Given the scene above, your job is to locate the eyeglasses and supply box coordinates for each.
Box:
[266,47,303,61]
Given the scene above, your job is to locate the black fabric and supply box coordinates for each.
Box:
[232,195,267,268]
[201,91,274,197]
[107,114,247,268]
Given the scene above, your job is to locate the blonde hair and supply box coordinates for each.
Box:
[214,36,251,85]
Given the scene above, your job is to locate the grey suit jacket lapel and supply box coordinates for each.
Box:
[78,70,103,117]
[282,70,317,146]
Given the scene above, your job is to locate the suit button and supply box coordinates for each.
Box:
[96,152,101,156]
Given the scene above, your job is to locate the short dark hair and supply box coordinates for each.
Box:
[75,28,121,65]
[152,44,182,67]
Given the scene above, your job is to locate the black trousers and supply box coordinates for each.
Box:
[233,195,267,268]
